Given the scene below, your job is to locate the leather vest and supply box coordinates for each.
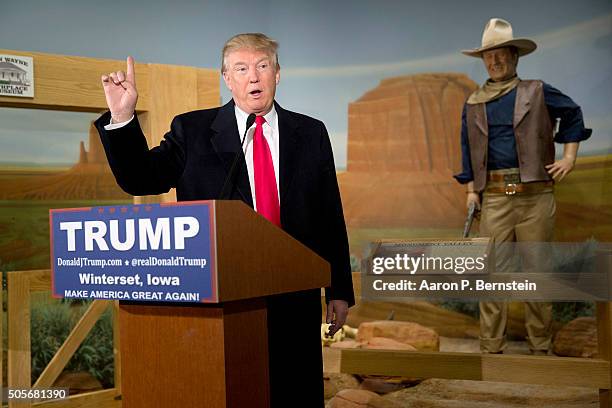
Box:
[466,80,555,192]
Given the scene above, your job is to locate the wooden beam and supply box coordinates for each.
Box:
[0,49,150,112]
[0,49,219,115]
[341,349,611,389]
[7,272,32,408]
[18,269,52,293]
[481,353,609,389]
[598,302,612,407]
[146,63,198,203]
[112,301,122,395]
[33,389,120,408]
[33,300,111,389]
[596,244,612,407]
[197,69,221,109]
[342,349,480,380]
[323,347,341,374]
[0,272,2,393]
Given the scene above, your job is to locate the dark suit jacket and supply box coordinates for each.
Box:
[94,100,354,306]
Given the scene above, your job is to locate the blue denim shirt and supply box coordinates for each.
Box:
[454,82,592,184]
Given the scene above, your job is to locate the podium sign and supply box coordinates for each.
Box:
[50,201,217,303]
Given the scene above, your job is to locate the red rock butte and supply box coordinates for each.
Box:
[338,73,478,229]
[0,121,130,200]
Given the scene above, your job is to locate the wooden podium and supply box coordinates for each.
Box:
[118,201,330,407]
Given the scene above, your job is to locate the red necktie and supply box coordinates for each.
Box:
[253,116,281,226]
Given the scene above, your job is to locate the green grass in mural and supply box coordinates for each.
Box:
[0,200,131,271]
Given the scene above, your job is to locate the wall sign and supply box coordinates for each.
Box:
[50,201,218,303]
[0,54,34,98]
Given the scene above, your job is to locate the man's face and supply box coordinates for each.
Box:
[222,48,280,115]
[482,47,518,82]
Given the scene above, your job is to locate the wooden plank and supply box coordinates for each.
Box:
[323,347,341,374]
[342,349,481,380]
[341,349,611,389]
[598,302,612,407]
[33,389,120,408]
[148,63,198,144]
[481,354,610,389]
[131,112,158,206]
[21,270,52,293]
[0,50,217,114]
[33,301,111,389]
[0,49,150,112]
[596,243,612,407]
[112,301,122,396]
[148,63,198,204]
[197,69,221,109]
[7,272,32,408]
[0,272,2,392]
[603,389,612,408]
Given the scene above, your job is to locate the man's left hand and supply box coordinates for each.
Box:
[545,156,576,182]
[326,300,349,337]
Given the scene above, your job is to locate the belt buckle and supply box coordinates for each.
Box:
[503,173,521,184]
[505,183,517,195]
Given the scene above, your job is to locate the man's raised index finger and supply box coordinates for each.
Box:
[126,56,136,85]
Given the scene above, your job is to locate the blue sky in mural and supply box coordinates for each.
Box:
[0,0,610,168]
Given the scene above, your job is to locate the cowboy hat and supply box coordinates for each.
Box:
[462,18,537,57]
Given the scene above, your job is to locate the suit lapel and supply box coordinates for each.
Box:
[276,102,299,206]
[210,100,253,207]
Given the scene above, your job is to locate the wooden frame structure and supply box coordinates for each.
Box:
[0,49,220,407]
[0,48,221,202]
[5,270,120,408]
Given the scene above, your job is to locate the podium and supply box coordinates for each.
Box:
[117,201,330,407]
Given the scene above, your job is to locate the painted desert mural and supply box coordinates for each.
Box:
[0,73,610,272]
[0,119,131,271]
[338,73,612,258]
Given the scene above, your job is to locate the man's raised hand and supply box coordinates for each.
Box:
[101,56,138,123]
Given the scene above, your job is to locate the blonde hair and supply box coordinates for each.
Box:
[221,33,280,73]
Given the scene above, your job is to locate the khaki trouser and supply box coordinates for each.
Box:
[479,189,555,353]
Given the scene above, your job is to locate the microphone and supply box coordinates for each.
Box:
[219,113,256,200]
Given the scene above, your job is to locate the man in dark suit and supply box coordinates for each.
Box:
[95,33,354,406]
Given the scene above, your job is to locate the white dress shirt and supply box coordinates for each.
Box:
[234,104,280,211]
[105,103,280,211]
